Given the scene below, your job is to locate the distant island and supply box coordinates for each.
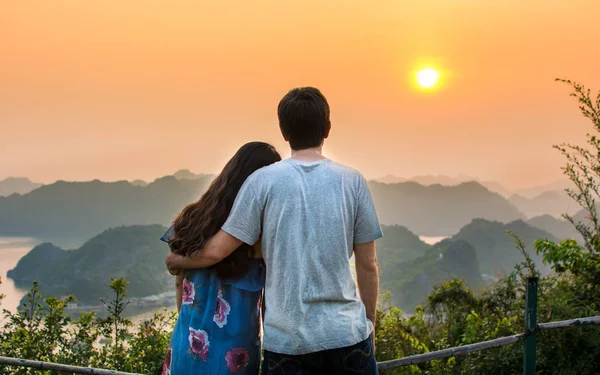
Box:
[8,225,171,306]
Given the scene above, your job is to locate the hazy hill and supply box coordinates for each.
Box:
[173,169,214,181]
[0,176,212,243]
[374,174,511,197]
[8,225,170,303]
[369,181,525,236]
[375,174,472,186]
[377,225,431,275]
[379,236,483,311]
[130,180,148,187]
[572,204,599,225]
[527,215,582,243]
[0,177,42,197]
[513,179,571,199]
[451,219,557,278]
[509,190,576,218]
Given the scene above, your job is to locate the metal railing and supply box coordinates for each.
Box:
[377,316,600,370]
[2,278,599,375]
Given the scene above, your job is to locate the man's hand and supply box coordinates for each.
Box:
[166,252,184,275]
[372,333,376,355]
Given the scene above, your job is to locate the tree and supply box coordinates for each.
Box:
[536,80,600,306]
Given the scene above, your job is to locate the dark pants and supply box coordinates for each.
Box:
[262,336,378,375]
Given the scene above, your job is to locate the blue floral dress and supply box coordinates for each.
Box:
[161,226,265,375]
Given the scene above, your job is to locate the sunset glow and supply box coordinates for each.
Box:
[1,1,599,188]
[416,68,440,90]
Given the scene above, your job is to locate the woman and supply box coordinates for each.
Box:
[160,142,281,375]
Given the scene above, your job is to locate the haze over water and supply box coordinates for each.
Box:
[0,237,39,315]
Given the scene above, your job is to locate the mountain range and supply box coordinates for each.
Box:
[0,172,582,242]
[0,177,523,241]
[0,176,213,245]
[374,174,572,199]
[374,174,511,196]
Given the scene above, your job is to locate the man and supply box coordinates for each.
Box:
[166,87,382,374]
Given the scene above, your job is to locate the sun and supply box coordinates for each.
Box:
[416,68,440,89]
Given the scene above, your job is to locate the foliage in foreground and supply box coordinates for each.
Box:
[0,278,176,375]
[1,80,599,374]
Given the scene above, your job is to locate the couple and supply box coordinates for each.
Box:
[161,87,382,375]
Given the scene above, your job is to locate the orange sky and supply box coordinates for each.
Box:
[1,0,599,189]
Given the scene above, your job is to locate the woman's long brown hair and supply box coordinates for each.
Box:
[169,142,281,279]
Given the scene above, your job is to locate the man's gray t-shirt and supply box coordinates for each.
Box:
[222,158,382,355]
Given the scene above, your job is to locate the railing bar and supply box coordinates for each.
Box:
[0,356,144,375]
[377,334,524,370]
[538,316,600,330]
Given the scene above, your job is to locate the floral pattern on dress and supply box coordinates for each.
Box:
[161,346,172,375]
[182,278,195,305]
[225,347,250,373]
[188,327,210,361]
[213,285,231,328]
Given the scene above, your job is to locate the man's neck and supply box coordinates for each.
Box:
[290,147,326,162]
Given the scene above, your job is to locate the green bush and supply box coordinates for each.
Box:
[0,278,176,375]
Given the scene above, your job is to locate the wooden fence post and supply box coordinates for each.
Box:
[523,277,538,375]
